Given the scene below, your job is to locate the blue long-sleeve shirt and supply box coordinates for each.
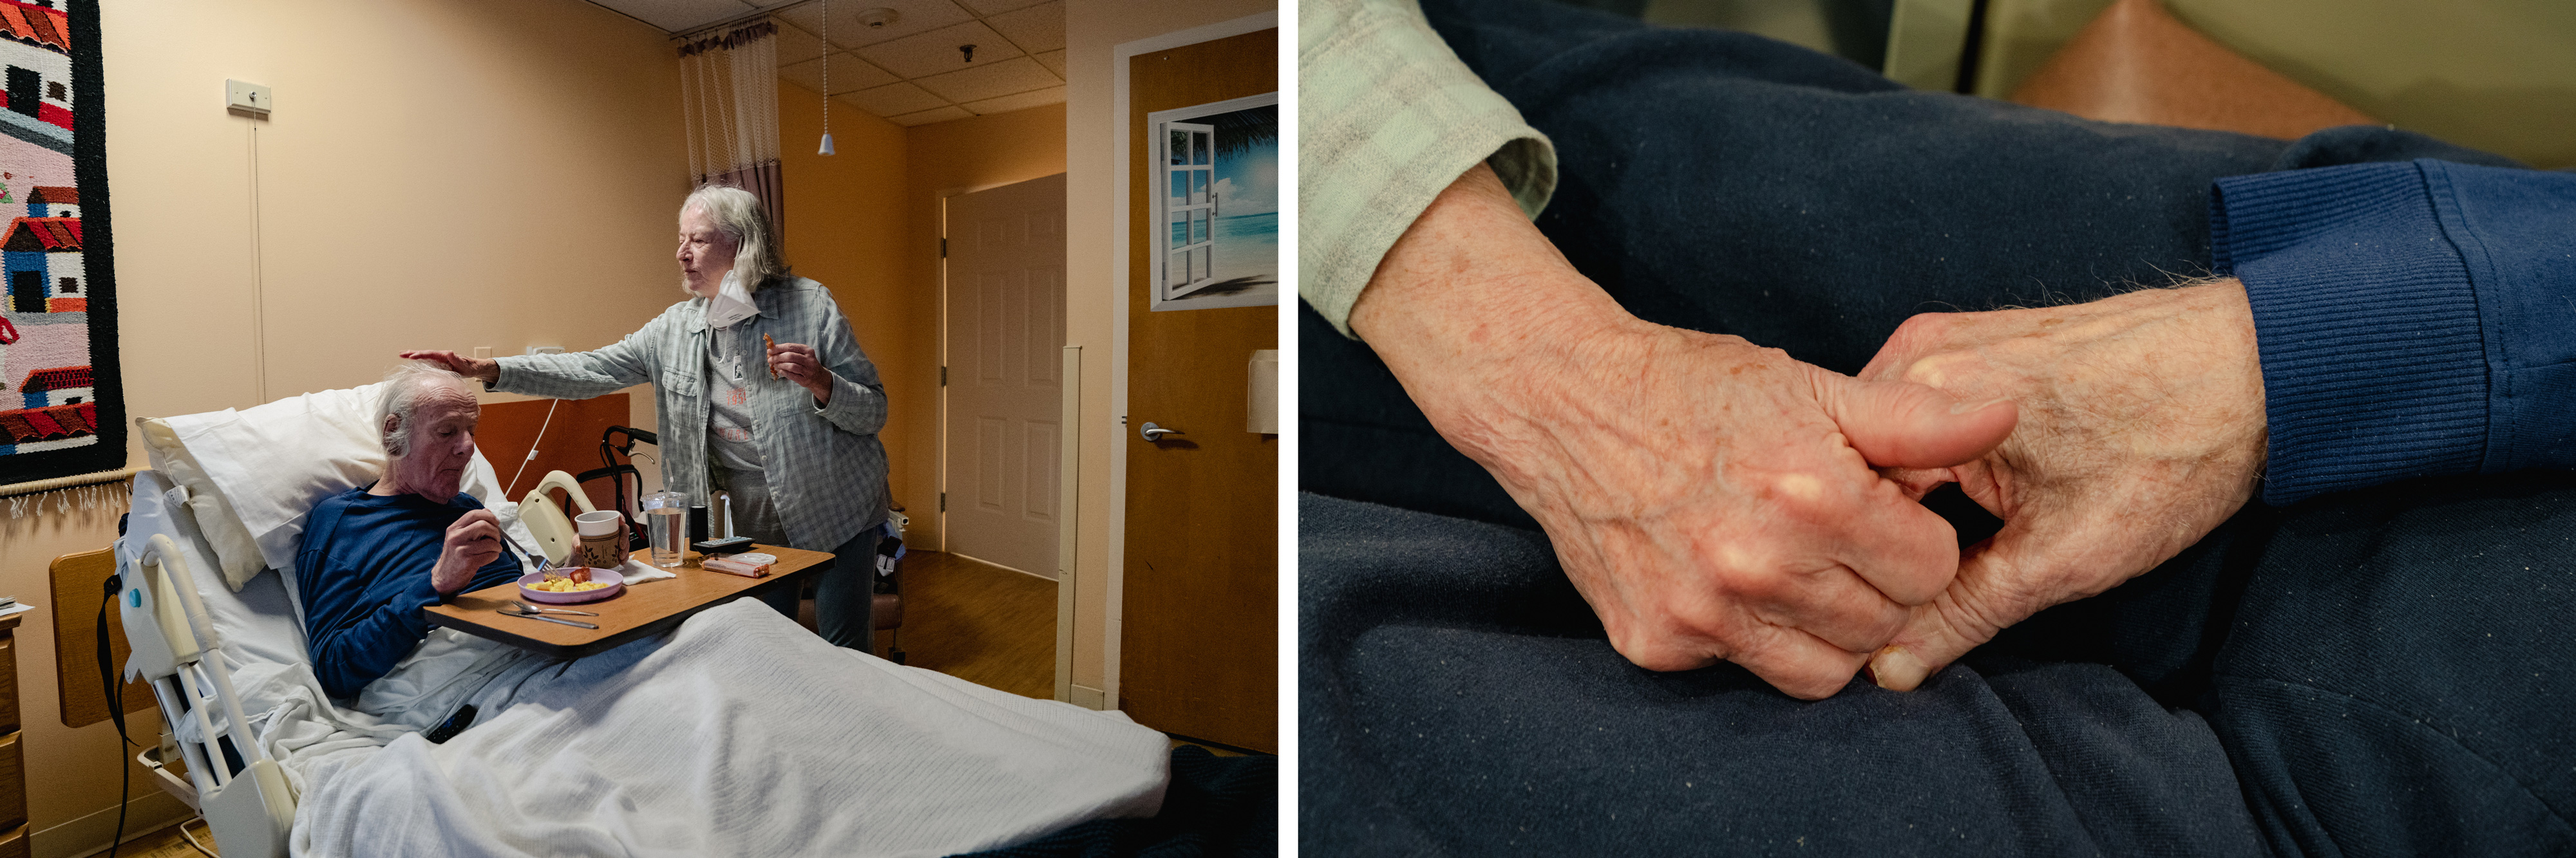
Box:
[2213,159,2576,505]
[297,485,525,699]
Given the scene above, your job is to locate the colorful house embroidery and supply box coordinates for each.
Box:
[29,183,73,217]
[0,363,94,445]
[0,1,70,157]
[2,213,79,312]
[19,363,84,407]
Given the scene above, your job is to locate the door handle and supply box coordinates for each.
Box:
[1140,422,1184,442]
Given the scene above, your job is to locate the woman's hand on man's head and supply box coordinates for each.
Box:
[398,350,500,384]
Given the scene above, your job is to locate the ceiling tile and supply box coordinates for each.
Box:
[775,0,974,50]
[779,52,900,95]
[771,17,826,64]
[589,0,761,33]
[953,0,1047,16]
[887,106,976,126]
[983,1,1063,54]
[841,82,951,117]
[960,85,1064,116]
[1030,49,1066,77]
[854,20,1024,79]
[913,56,1057,102]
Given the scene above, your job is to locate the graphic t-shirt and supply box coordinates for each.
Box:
[706,323,786,543]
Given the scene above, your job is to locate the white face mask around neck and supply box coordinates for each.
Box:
[705,268,760,329]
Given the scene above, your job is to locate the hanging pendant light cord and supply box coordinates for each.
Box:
[819,0,829,137]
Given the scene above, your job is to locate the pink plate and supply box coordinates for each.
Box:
[518,568,625,604]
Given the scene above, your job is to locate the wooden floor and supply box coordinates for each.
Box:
[795,549,1058,700]
[84,817,215,857]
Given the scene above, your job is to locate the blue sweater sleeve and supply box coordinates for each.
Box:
[2213,160,2576,505]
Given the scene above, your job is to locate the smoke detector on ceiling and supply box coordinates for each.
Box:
[857,7,898,29]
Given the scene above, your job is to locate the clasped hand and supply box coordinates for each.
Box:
[1366,166,2274,698]
[1356,165,2019,698]
[1858,279,2267,689]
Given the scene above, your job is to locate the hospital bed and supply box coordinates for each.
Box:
[82,383,1223,857]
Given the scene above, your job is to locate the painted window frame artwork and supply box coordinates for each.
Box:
[0,0,124,485]
[1147,92,1277,312]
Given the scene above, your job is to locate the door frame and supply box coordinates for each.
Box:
[1106,10,1277,708]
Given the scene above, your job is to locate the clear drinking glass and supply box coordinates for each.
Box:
[641,490,688,568]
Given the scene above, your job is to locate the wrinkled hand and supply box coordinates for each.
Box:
[433,509,504,594]
[768,341,833,405]
[1352,163,2018,699]
[398,350,500,384]
[1858,279,2268,689]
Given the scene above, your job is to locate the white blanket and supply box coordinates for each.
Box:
[287,600,1170,857]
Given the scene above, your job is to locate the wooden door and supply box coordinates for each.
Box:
[945,174,1069,577]
[1121,29,1278,753]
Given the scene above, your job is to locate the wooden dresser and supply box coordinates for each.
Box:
[1,612,26,858]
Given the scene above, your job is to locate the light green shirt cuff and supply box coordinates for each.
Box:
[1298,0,1558,339]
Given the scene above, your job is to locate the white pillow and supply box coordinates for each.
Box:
[143,384,542,590]
[139,416,270,591]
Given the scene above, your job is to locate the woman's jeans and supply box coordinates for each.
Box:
[756,527,880,653]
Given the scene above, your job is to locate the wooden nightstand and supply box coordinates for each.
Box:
[1,612,26,858]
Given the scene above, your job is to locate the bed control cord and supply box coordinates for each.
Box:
[504,396,565,499]
[176,817,219,858]
[99,512,135,858]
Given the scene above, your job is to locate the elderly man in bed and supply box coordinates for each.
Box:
[296,362,531,709]
[254,364,1193,855]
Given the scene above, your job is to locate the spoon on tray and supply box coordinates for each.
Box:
[514,600,598,617]
[499,605,598,629]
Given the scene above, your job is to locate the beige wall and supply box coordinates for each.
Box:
[775,82,919,527]
[774,84,1066,554]
[3,1,684,854]
[1062,0,1276,698]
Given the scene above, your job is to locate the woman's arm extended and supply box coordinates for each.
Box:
[410,303,677,400]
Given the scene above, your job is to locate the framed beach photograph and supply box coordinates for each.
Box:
[1147,92,1277,312]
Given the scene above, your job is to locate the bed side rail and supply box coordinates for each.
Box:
[117,533,294,858]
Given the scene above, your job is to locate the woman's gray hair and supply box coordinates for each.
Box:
[378,361,471,457]
[683,184,789,289]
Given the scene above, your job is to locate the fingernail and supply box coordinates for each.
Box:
[1950,396,2008,415]
[1871,647,1931,691]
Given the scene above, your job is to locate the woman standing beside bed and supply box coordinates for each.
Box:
[402,184,892,652]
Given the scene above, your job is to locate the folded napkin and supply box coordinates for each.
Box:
[617,557,677,584]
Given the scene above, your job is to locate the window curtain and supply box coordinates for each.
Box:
[678,21,784,234]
